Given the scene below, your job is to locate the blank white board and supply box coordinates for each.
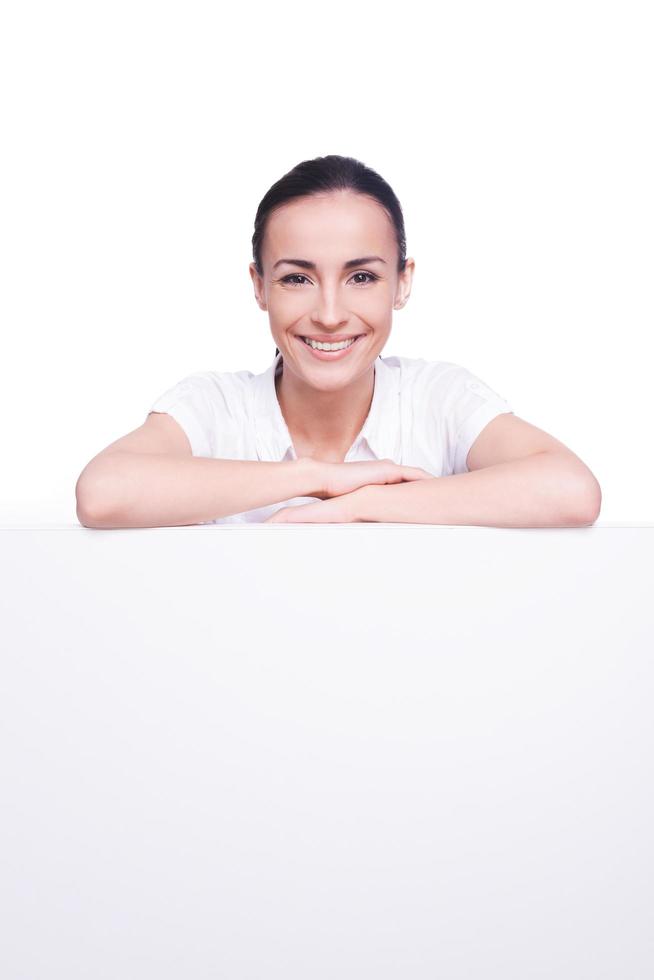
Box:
[1,524,652,979]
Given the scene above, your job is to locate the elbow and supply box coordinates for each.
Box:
[76,495,107,529]
[76,501,105,529]
[75,474,114,529]
[573,474,602,526]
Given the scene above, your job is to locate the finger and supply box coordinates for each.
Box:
[270,502,323,523]
[264,508,290,522]
[400,469,432,481]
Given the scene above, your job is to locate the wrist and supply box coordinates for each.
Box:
[295,455,328,498]
[348,484,378,522]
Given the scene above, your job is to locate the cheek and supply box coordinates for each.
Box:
[352,291,393,319]
[268,292,307,317]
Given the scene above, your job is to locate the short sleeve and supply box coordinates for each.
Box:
[148,373,218,458]
[436,365,514,475]
[450,371,514,474]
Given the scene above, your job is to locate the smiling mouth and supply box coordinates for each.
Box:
[298,335,364,351]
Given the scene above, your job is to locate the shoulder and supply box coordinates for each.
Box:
[148,367,258,458]
[379,354,479,402]
[150,367,255,410]
[385,350,513,426]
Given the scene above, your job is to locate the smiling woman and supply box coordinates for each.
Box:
[247,156,417,467]
[75,154,601,528]
[260,157,407,373]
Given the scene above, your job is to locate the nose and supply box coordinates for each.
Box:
[311,286,350,329]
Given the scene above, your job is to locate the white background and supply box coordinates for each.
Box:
[1,0,652,523]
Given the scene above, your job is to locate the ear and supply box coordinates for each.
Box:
[394,257,415,310]
[249,263,267,310]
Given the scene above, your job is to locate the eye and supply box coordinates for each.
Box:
[280,271,379,287]
[281,274,311,286]
[351,271,379,285]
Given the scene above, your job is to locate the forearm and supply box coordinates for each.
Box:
[353,452,601,527]
[76,453,320,528]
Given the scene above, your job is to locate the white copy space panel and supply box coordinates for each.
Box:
[1,526,652,980]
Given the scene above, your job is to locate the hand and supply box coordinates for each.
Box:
[302,457,433,500]
[263,489,364,524]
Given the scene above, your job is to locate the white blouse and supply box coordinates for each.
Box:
[149,351,514,523]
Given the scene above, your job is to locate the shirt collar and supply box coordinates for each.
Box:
[253,350,400,462]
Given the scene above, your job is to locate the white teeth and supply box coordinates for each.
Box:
[302,336,358,351]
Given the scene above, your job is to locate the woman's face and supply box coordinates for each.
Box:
[250,190,414,386]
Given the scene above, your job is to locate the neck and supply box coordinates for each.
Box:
[274,359,376,460]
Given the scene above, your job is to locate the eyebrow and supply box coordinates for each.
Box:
[272,255,387,271]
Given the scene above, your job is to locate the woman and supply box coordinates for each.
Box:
[76,155,601,528]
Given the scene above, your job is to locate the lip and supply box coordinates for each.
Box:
[299,334,363,343]
[295,334,364,361]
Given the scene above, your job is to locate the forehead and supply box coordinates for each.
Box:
[264,191,395,260]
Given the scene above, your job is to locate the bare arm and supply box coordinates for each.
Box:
[350,451,602,527]
[76,453,321,528]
